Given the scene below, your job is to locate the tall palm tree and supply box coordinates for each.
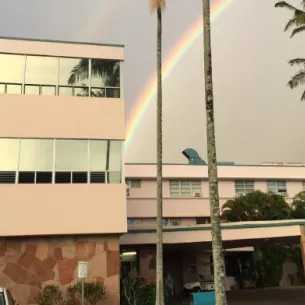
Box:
[275,1,305,100]
[150,1,165,305]
[202,1,227,304]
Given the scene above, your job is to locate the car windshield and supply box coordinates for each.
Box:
[0,293,5,305]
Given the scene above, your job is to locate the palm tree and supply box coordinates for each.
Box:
[202,0,227,304]
[275,1,305,37]
[150,1,165,305]
[275,1,305,100]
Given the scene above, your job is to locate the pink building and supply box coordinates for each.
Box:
[0,37,126,305]
[122,150,305,293]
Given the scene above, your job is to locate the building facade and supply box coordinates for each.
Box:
[0,37,126,305]
[122,152,305,293]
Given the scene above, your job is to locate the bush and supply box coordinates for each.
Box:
[36,285,65,305]
[67,281,106,305]
[121,273,172,305]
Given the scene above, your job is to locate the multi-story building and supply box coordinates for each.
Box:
[0,37,126,305]
[122,149,305,293]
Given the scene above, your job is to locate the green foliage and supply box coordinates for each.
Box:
[222,191,291,222]
[120,273,171,305]
[36,285,64,305]
[67,281,105,305]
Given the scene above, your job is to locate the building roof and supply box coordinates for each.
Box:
[0,36,124,48]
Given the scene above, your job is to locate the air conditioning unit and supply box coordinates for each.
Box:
[193,192,202,197]
[278,191,288,197]
[237,192,246,197]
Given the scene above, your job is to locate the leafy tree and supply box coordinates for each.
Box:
[291,190,305,218]
[275,1,305,100]
[202,0,227,304]
[222,191,291,222]
[150,1,165,305]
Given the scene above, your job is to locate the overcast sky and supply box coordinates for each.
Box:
[1,0,304,165]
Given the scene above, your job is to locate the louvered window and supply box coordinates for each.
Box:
[0,172,16,184]
[169,180,201,197]
[234,180,254,195]
[90,172,106,183]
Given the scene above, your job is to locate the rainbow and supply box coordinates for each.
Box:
[125,0,236,152]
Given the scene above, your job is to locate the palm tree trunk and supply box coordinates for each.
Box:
[202,0,228,304]
[156,6,164,305]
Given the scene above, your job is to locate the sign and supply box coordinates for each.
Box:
[78,261,88,279]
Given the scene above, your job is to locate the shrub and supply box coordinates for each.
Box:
[67,281,106,305]
[36,285,65,305]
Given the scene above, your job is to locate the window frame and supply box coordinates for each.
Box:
[266,180,287,194]
[169,180,201,197]
[234,180,255,195]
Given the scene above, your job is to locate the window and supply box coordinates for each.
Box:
[267,180,287,194]
[108,141,122,183]
[170,219,181,226]
[59,57,89,97]
[0,53,120,98]
[196,217,211,225]
[0,138,123,184]
[302,181,305,190]
[169,180,201,197]
[25,56,57,95]
[0,54,24,86]
[55,140,88,171]
[131,219,141,225]
[234,180,254,195]
[91,59,120,98]
[126,180,141,188]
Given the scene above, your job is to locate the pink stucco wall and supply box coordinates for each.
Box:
[0,94,125,140]
[0,38,124,60]
[0,184,127,236]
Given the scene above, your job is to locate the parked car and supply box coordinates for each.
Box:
[0,287,16,305]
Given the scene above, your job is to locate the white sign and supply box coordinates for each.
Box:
[78,261,88,279]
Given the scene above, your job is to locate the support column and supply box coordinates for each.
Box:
[299,225,305,274]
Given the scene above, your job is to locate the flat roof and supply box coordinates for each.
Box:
[125,163,305,168]
[0,36,124,48]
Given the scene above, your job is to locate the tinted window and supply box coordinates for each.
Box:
[0,139,19,170]
[108,141,122,171]
[25,56,58,85]
[0,54,25,84]
[90,140,107,171]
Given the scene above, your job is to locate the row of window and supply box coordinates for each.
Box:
[127,217,211,227]
[0,138,122,183]
[126,179,290,197]
[0,53,120,98]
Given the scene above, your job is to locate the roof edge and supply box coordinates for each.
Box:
[0,36,124,48]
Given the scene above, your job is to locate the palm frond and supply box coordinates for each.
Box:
[288,69,305,88]
[275,1,300,11]
[68,59,89,85]
[288,58,305,66]
[301,89,305,101]
[284,17,297,31]
[291,25,305,36]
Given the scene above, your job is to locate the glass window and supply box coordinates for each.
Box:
[91,59,120,98]
[108,141,122,171]
[0,139,19,171]
[169,180,201,197]
[59,58,89,96]
[90,140,107,171]
[55,139,88,171]
[25,56,58,86]
[267,180,287,193]
[0,54,25,84]
[19,139,53,171]
[235,180,254,195]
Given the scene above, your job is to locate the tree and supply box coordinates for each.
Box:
[150,1,165,305]
[275,1,305,100]
[222,191,291,222]
[202,0,227,304]
[291,190,305,218]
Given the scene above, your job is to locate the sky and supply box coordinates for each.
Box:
[1,0,305,165]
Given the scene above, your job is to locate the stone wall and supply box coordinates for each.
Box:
[0,235,120,305]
